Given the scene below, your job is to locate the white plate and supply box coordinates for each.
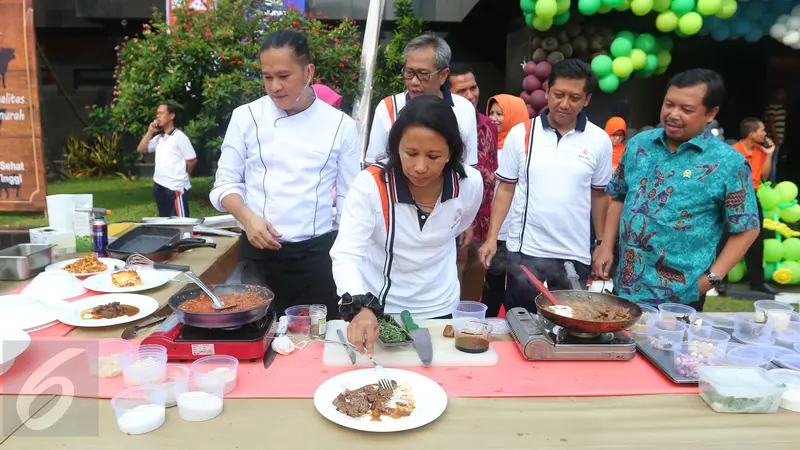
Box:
[56,294,159,327]
[0,328,31,368]
[0,294,67,331]
[45,257,126,278]
[313,368,447,433]
[82,269,172,293]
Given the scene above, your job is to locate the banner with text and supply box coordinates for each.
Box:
[0,0,46,212]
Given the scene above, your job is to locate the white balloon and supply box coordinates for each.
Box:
[772,24,788,39]
[783,31,800,45]
[793,5,800,16]
[788,17,800,30]
[792,40,800,49]
[711,129,720,137]
[778,15,790,26]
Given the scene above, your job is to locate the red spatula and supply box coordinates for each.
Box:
[519,264,562,306]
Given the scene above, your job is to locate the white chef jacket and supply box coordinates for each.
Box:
[210,95,361,243]
[330,164,484,318]
[364,86,478,167]
[148,128,196,192]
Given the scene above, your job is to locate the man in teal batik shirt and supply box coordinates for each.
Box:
[593,69,760,309]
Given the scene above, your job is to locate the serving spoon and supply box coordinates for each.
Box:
[183,271,237,310]
[519,264,575,317]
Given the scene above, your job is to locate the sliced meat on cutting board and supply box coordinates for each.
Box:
[322,320,499,367]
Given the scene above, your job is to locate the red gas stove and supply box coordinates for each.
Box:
[141,311,276,362]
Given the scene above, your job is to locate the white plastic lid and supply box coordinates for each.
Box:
[486,318,510,335]
[768,369,800,412]
[776,354,800,371]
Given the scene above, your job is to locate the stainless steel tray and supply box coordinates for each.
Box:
[0,244,54,281]
[635,340,698,384]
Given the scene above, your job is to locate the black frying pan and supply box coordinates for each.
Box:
[107,226,216,262]
[168,284,275,328]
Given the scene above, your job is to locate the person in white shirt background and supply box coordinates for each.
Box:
[209,30,360,317]
[364,33,478,168]
[332,95,483,357]
[137,101,197,217]
[479,59,612,312]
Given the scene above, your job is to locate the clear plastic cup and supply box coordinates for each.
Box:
[631,304,658,339]
[137,344,168,354]
[673,343,722,378]
[726,345,774,367]
[112,386,166,435]
[178,375,225,422]
[285,305,311,340]
[120,350,168,387]
[453,301,488,321]
[645,317,688,351]
[734,312,776,345]
[87,339,133,378]
[687,326,731,358]
[149,364,191,408]
[777,354,800,371]
[658,303,697,321]
[754,300,794,332]
[191,355,238,395]
[774,321,800,349]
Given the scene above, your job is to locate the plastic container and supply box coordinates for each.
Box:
[454,320,492,354]
[757,344,797,362]
[645,317,687,350]
[704,316,735,334]
[773,321,800,349]
[630,304,657,334]
[686,326,730,358]
[177,375,224,422]
[150,364,191,408]
[112,386,167,435]
[733,312,775,345]
[725,345,774,368]
[453,301,488,321]
[87,338,133,379]
[485,318,510,336]
[120,350,167,387]
[285,305,311,340]
[137,344,167,355]
[776,354,800,371]
[673,343,722,379]
[697,366,786,413]
[191,355,238,395]
[658,303,697,321]
[754,300,794,332]
[767,368,800,412]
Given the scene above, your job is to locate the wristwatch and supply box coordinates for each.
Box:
[704,270,722,287]
[594,239,603,247]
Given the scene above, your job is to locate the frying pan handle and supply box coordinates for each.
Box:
[165,238,217,252]
[152,262,189,271]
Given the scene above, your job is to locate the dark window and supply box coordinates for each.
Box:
[73,69,115,89]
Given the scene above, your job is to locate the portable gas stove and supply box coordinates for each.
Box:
[141,311,276,362]
[506,307,636,361]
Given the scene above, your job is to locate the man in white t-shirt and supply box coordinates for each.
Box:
[364,33,478,167]
[137,101,197,217]
[478,59,612,312]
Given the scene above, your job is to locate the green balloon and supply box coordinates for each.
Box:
[615,0,631,11]
[553,11,570,25]
[728,261,746,283]
[644,54,659,71]
[536,0,558,18]
[610,37,634,57]
[578,0,603,14]
[715,0,737,18]
[759,188,780,210]
[653,0,671,12]
[671,0,695,15]
[783,261,800,283]
[655,11,679,32]
[654,65,667,75]
[603,0,626,7]
[556,0,571,14]
[656,50,672,67]
[765,239,785,263]
[520,0,537,14]
[775,181,799,204]
[764,208,780,220]
[783,238,800,261]
[630,49,647,70]
[656,36,674,52]
[678,12,703,35]
[631,0,653,16]
[696,0,722,15]
[780,204,800,224]
[765,262,777,281]
[598,74,620,93]
[636,69,654,79]
[612,56,634,78]
[591,54,614,76]
[634,33,657,53]
[617,30,637,42]
[533,15,553,31]
[598,4,613,12]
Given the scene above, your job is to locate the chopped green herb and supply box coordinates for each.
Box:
[379,318,408,343]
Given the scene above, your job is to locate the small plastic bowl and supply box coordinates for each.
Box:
[191,355,238,395]
[658,303,697,320]
[733,312,775,345]
[687,326,731,358]
[776,354,800,371]
[285,305,311,340]
[111,386,167,435]
[673,343,722,379]
[120,350,168,387]
[149,364,191,408]
[178,375,225,422]
[453,301,488,321]
[630,304,658,334]
[768,368,800,389]
[726,345,774,368]
[645,317,687,351]
[86,339,133,379]
[754,300,794,331]
[774,321,800,349]
[137,344,168,354]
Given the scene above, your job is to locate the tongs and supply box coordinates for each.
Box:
[183,271,236,310]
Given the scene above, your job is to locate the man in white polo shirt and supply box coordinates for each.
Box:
[478,59,612,312]
[137,101,197,217]
[364,33,478,167]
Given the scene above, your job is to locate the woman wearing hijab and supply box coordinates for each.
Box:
[604,116,627,172]
[332,95,484,356]
[209,30,360,318]
[482,94,528,316]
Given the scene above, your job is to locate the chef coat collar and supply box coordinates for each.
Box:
[540,108,588,133]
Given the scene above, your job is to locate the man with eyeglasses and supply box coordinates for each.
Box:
[364,33,478,167]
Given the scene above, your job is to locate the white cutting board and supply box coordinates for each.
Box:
[322,319,498,367]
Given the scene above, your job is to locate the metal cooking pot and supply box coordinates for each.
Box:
[168,283,274,329]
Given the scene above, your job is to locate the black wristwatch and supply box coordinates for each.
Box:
[339,293,384,322]
[704,269,722,287]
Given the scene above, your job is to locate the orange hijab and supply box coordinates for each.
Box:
[604,117,627,170]
[486,94,528,149]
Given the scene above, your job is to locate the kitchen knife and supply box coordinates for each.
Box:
[338,329,357,365]
[264,316,288,369]
[400,310,433,367]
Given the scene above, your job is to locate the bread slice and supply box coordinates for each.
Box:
[111,270,142,288]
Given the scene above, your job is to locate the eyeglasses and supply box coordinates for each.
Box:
[401,67,443,82]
